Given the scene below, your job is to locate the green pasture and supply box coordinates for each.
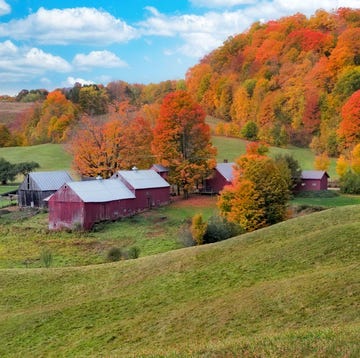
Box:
[0,196,218,269]
[0,143,72,172]
[0,205,359,356]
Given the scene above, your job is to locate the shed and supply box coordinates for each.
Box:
[48,179,136,230]
[112,168,170,209]
[151,164,169,180]
[295,170,330,192]
[18,171,73,208]
[202,162,235,194]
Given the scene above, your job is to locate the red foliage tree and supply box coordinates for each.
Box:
[338,89,360,150]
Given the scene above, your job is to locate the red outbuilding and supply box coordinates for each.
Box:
[112,168,171,209]
[295,170,330,192]
[202,162,235,194]
[48,179,136,230]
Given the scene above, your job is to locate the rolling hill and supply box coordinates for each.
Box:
[0,134,338,179]
[1,205,359,356]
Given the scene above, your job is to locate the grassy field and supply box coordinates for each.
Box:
[0,196,218,269]
[0,143,72,172]
[292,192,360,208]
[0,205,359,356]
[213,136,337,178]
[0,135,336,179]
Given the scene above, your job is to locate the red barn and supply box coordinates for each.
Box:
[112,168,170,209]
[202,162,235,194]
[295,170,330,192]
[151,164,169,180]
[48,179,136,230]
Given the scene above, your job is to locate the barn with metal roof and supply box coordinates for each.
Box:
[201,162,235,194]
[48,179,137,230]
[18,171,73,208]
[295,170,330,192]
[112,168,171,210]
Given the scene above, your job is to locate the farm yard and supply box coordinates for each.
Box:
[1,5,360,356]
[0,134,355,271]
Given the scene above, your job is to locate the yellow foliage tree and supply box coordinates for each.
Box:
[190,213,208,245]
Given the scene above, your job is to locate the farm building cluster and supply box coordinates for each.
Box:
[16,163,329,230]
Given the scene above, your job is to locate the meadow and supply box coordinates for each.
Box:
[0,196,218,269]
[0,205,359,356]
[0,130,359,356]
[0,134,337,179]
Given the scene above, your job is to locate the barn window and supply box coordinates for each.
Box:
[27,176,30,190]
[312,183,316,186]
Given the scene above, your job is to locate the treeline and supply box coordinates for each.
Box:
[185,8,360,156]
[2,79,185,146]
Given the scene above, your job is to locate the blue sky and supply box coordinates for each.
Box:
[0,0,357,95]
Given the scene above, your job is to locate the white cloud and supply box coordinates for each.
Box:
[0,41,71,85]
[0,7,138,45]
[140,1,356,59]
[24,48,71,72]
[64,76,95,87]
[190,0,256,7]
[73,50,128,69]
[0,0,10,16]
[139,8,251,58]
[0,40,18,56]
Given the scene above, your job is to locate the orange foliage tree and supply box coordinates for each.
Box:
[152,90,217,198]
[70,112,153,178]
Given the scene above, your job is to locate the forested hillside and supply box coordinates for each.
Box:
[185,8,360,155]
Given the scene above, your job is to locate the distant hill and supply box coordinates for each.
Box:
[1,205,359,356]
[0,102,33,126]
[186,8,360,155]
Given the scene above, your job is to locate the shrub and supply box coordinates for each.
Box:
[128,246,141,259]
[40,248,53,268]
[178,223,195,247]
[107,247,122,262]
[203,215,243,244]
[339,171,360,194]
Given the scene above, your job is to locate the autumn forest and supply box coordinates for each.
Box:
[1,8,360,178]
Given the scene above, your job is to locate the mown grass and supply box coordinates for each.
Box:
[292,192,360,208]
[213,135,337,178]
[0,196,217,269]
[0,143,72,173]
[0,205,359,356]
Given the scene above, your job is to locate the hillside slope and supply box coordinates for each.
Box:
[0,205,359,356]
[186,8,360,154]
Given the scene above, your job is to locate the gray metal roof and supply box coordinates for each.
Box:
[151,164,169,173]
[29,171,73,191]
[114,169,170,189]
[216,162,235,182]
[67,179,135,203]
[301,170,329,180]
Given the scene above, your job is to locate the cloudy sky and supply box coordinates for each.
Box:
[0,0,357,95]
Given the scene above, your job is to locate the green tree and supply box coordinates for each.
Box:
[0,158,17,185]
[274,154,302,191]
[79,85,109,115]
[241,121,258,140]
[16,161,40,177]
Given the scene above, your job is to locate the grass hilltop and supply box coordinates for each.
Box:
[1,205,359,357]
